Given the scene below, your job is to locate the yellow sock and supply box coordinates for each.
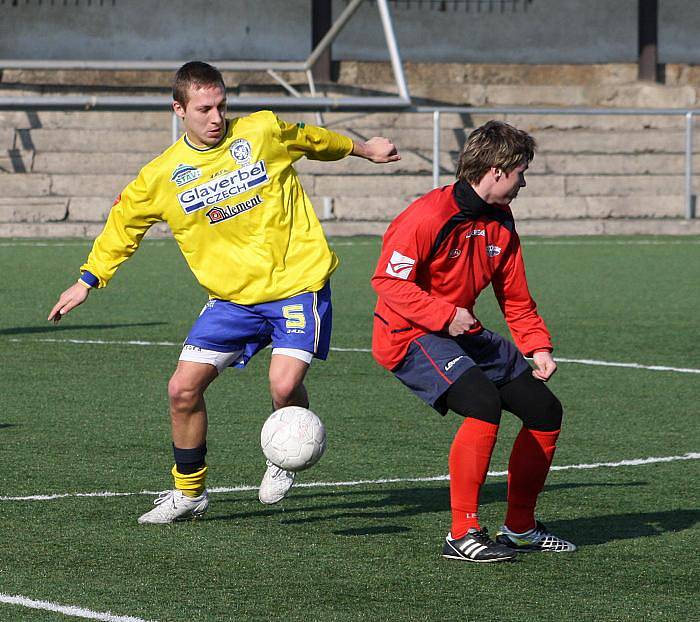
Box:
[171,465,208,498]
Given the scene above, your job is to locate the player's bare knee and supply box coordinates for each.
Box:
[168,375,204,412]
[269,378,306,409]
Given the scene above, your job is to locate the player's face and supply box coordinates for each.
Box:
[174,84,227,147]
[493,162,528,204]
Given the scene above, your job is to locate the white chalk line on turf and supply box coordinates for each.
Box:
[8,337,700,374]
[1,452,697,502]
[0,593,155,622]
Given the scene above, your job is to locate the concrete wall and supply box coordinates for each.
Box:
[333,0,638,63]
[0,0,698,64]
[0,0,311,61]
[659,0,700,63]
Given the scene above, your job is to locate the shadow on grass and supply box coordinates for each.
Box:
[205,480,642,531]
[0,424,15,429]
[0,322,167,336]
[204,481,697,547]
[334,525,411,536]
[546,509,700,546]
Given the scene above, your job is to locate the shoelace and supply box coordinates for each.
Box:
[271,466,289,479]
[266,461,290,479]
[469,528,495,545]
[152,491,176,507]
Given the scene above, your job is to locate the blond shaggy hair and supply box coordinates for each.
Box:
[456,120,536,184]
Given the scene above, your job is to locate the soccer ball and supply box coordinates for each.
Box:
[260,406,326,472]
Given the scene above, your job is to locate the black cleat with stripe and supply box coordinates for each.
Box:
[442,528,517,563]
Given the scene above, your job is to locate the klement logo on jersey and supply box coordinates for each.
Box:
[487,244,502,257]
[205,194,263,224]
[171,164,202,187]
[386,250,416,279]
[466,229,486,238]
[177,161,269,214]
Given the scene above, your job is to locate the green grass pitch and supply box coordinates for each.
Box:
[0,236,698,621]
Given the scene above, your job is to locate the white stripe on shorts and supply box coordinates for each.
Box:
[312,290,321,353]
[271,347,314,364]
[179,345,244,373]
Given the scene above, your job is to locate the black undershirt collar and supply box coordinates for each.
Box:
[453,180,513,230]
[453,180,491,218]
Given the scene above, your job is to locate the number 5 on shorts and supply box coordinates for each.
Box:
[282,304,306,329]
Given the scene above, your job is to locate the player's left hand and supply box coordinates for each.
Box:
[532,350,557,382]
[353,137,400,163]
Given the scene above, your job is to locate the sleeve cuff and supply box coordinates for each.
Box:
[79,271,99,288]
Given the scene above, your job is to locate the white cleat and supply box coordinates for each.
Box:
[259,460,296,504]
[496,520,577,552]
[137,489,209,524]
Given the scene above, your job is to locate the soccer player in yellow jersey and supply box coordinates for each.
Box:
[48,61,399,524]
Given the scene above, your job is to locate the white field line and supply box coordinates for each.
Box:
[8,337,700,374]
[552,356,700,374]
[0,593,155,622]
[1,452,697,503]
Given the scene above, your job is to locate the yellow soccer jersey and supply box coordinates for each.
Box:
[80,110,353,304]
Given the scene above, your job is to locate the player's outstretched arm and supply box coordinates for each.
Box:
[532,350,557,382]
[48,281,90,323]
[351,137,400,163]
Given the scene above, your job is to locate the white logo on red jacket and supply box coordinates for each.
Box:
[487,244,502,257]
[386,250,416,279]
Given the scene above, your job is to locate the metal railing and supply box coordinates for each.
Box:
[0,99,697,219]
[424,106,699,219]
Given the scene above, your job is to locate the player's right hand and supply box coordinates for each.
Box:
[48,281,90,323]
[447,307,478,336]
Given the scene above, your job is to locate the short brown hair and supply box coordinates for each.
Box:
[172,61,225,107]
[456,120,536,184]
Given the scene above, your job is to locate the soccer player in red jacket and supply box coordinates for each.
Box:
[371,120,576,562]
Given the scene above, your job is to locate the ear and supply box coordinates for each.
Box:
[172,100,186,119]
[492,167,502,181]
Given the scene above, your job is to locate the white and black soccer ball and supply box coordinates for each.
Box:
[260,406,326,472]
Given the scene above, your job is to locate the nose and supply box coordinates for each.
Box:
[211,107,223,125]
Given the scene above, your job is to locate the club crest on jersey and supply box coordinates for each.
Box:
[448,249,462,259]
[170,164,202,187]
[230,139,252,165]
[177,161,269,214]
[205,194,263,224]
[386,250,416,279]
[487,244,502,257]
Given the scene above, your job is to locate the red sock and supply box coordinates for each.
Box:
[504,427,560,533]
[448,418,499,539]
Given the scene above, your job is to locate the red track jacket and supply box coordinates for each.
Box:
[371,181,552,371]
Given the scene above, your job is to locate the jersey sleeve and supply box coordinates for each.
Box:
[79,169,162,288]
[371,209,457,332]
[491,232,553,356]
[274,114,354,163]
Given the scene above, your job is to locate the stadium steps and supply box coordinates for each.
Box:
[2,110,700,236]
